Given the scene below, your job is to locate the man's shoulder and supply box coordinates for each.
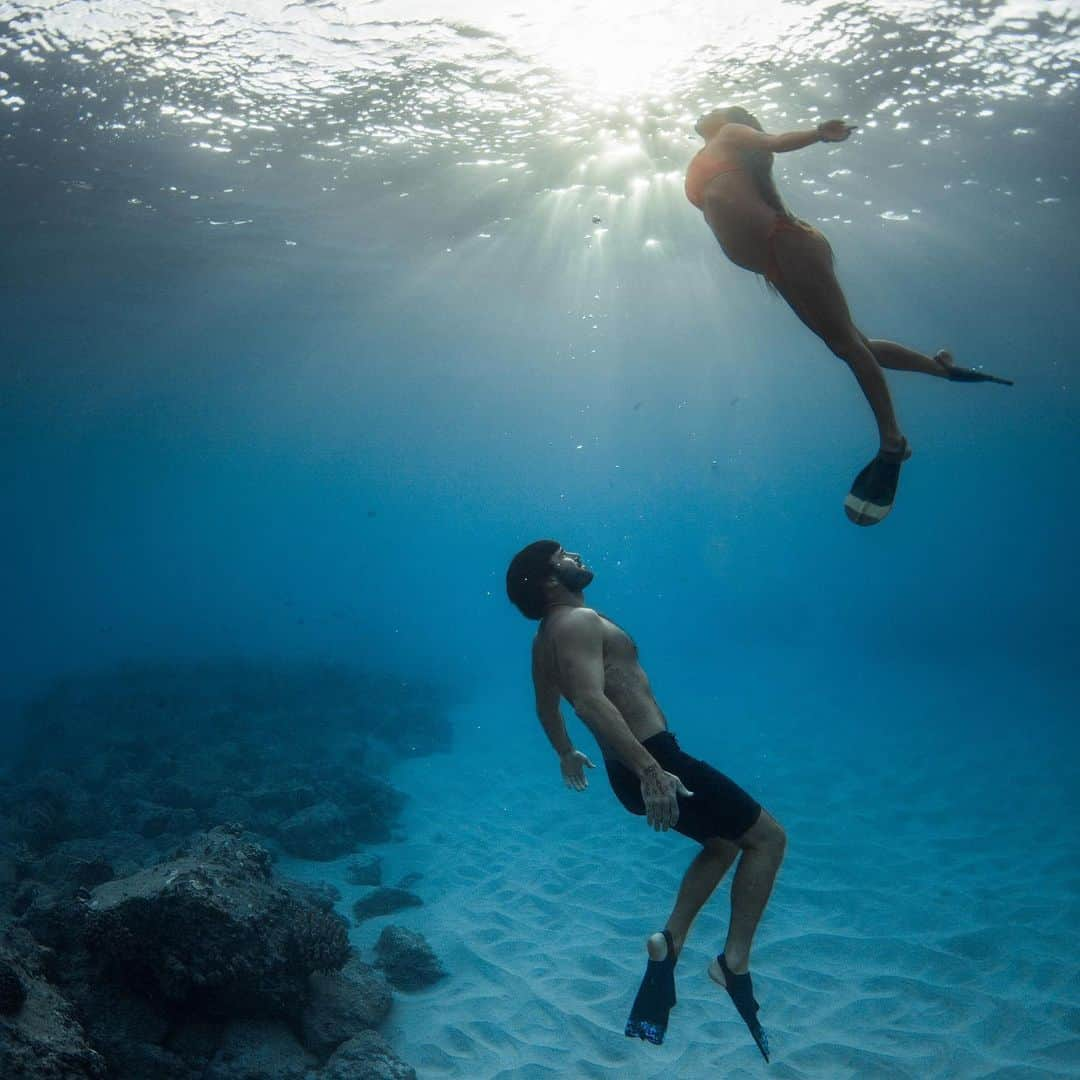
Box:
[550,604,601,624]
[544,606,605,643]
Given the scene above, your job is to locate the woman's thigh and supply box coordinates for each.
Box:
[772,229,858,346]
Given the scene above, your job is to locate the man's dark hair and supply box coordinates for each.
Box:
[506,539,560,620]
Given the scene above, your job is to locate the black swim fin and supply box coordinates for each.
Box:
[934,350,1013,386]
[714,954,770,1063]
[946,366,1014,386]
[624,929,677,1045]
[844,443,909,526]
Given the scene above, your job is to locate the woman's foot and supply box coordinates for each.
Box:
[935,349,1014,386]
[845,440,910,526]
[878,435,912,464]
[933,348,955,377]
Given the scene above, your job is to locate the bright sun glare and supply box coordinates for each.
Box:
[370,0,801,101]
[509,0,796,98]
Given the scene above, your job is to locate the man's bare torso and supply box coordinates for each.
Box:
[535,607,667,757]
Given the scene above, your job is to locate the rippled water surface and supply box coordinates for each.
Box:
[3,1,1077,231]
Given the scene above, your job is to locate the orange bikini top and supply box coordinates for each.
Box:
[684,149,741,209]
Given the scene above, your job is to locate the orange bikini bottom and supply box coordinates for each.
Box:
[764,216,820,285]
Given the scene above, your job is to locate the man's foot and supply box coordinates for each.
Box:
[646,930,671,961]
[934,349,1014,386]
[625,929,678,1045]
[843,438,910,526]
[708,953,770,1062]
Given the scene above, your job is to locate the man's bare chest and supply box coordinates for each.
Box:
[597,617,640,667]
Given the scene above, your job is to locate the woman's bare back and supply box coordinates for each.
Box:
[700,166,780,274]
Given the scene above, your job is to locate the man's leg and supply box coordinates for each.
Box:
[720,809,786,975]
[651,838,739,959]
[703,811,785,1063]
[627,838,740,1044]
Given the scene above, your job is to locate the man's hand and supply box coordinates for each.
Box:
[817,119,857,143]
[560,749,596,791]
[640,764,694,831]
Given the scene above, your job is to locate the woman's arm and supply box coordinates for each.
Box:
[719,119,856,154]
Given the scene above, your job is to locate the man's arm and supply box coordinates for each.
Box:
[532,637,574,757]
[719,119,856,155]
[532,636,595,791]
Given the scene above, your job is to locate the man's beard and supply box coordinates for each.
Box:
[554,563,594,592]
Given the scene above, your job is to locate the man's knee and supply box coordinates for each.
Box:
[703,836,739,862]
[771,819,788,858]
[739,810,786,856]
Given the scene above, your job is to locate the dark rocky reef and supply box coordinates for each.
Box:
[0,956,27,1014]
[5,827,424,1077]
[0,659,458,891]
[204,1019,316,1079]
[1,659,454,872]
[322,1030,417,1079]
[16,657,454,771]
[344,854,383,886]
[301,956,392,1058]
[278,800,356,860]
[0,659,453,1078]
[80,827,350,1018]
[353,887,424,924]
[375,925,447,991]
[0,926,107,1079]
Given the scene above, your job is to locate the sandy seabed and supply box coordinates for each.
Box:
[285,698,1079,1080]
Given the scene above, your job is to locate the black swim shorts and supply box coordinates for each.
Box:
[604,731,761,845]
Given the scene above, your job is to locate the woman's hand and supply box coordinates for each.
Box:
[817,119,857,143]
[560,749,596,791]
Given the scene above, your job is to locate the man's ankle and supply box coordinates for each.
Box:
[722,947,749,974]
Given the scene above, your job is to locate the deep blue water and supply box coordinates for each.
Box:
[1,2,1078,1072]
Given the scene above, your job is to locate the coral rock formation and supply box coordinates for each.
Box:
[204,1019,317,1080]
[0,932,107,1079]
[345,854,383,886]
[83,826,350,1016]
[352,886,423,923]
[322,1030,418,1080]
[300,955,393,1058]
[0,957,26,1014]
[375,925,446,991]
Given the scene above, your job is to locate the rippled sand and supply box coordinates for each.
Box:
[301,700,1080,1080]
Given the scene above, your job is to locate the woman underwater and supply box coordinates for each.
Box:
[686,106,1012,525]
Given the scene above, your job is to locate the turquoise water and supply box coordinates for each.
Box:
[2,2,1078,1076]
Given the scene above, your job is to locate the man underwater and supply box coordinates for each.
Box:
[506,540,786,1061]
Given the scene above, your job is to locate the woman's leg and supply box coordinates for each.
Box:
[870,342,1014,385]
[863,337,946,377]
[771,231,907,455]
